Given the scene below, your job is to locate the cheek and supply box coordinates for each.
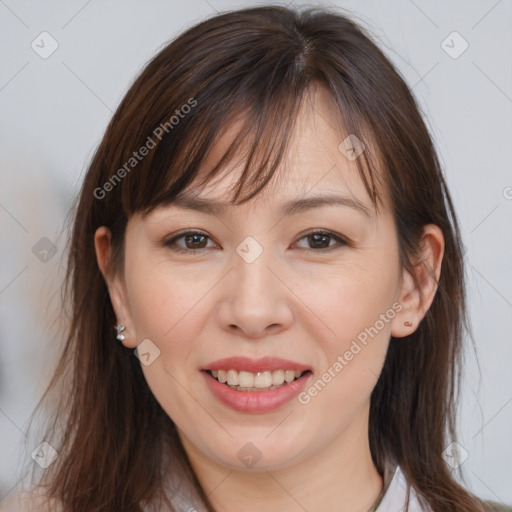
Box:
[297,257,399,347]
[123,259,213,418]
[125,262,210,428]
[295,273,396,431]
[294,250,400,405]
[126,258,214,343]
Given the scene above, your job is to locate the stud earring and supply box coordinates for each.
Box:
[403,321,413,327]
[115,324,126,341]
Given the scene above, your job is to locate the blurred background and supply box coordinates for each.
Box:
[1,0,511,506]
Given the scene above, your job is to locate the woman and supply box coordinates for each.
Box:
[5,5,510,511]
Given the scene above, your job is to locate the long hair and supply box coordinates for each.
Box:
[25,5,493,511]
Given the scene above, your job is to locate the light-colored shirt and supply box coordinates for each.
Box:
[370,465,429,511]
[3,464,511,511]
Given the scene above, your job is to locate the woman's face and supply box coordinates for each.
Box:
[103,87,413,472]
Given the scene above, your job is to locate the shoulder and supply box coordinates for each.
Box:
[0,487,62,512]
[484,501,512,512]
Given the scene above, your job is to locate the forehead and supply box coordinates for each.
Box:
[177,85,387,215]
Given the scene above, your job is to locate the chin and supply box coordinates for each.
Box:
[201,430,310,472]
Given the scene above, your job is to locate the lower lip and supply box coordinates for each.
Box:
[202,371,312,413]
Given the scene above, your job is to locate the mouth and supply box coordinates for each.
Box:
[205,369,311,392]
[200,357,313,413]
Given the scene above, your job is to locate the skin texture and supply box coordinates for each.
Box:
[95,86,444,512]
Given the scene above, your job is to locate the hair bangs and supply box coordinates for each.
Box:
[121,81,384,221]
[113,17,384,219]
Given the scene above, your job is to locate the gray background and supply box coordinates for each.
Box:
[1,0,511,506]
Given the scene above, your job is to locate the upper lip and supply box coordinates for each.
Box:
[202,356,311,373]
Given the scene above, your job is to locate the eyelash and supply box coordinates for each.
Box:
[161,229,350,254]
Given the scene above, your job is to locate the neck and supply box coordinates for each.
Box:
[177,409,383,512]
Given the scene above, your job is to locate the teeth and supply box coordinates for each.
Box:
[255,371,272,388]
[284,370,295,383]
[209,368,306,390]
[227,369,238,386]
[272,370,284,386]
[238,371,254,387]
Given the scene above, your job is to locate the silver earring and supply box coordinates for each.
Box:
[115,324,126,341]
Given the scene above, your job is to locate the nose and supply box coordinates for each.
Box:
[215,246,294,339]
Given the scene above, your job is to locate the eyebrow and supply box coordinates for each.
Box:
[169,193,372,218]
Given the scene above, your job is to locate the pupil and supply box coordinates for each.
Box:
[184,234,330,250]
[186,234,206,248]
[310,234,329,249]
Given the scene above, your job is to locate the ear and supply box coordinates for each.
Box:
[391,224,445,338]
[94,226,137,348]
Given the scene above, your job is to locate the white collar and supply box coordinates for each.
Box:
[166,464,431,512]
[376,465,430,512]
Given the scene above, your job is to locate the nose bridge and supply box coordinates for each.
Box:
[233,235,278,304]
[235,238,273,294]
[218,235,293,337]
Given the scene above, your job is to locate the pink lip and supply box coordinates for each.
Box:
[202,356,311,373]
[202,371,312,413]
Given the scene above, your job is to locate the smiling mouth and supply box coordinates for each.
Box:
[205,369,312,392]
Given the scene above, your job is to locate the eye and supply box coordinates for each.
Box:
[161,229,349,254]
[294,230,349,252]
[162,230,217,254]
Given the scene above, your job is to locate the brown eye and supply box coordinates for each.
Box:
[183,233,208,249]
[163,231,215,253]
[162,229,349,254]
[295,230,348,251]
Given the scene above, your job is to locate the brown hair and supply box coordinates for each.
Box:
[24,4,495,511]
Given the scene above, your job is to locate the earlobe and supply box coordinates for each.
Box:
[94,226,137,348]
[391,224,445,338]
[391,269,420,338]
